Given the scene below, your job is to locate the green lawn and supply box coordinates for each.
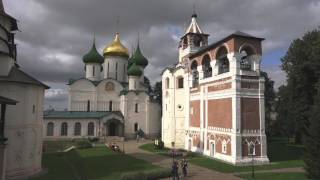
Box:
[139,138,305,173]
[32,147,161,180]
[238,172,307,180]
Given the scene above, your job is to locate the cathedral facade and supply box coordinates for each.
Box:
[44,33,161,140]
[162,13,269,165]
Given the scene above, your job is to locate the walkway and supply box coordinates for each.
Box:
[122,140,242,180]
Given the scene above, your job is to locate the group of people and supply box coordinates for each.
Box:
[108,142,120,152]
[171,158,188,180]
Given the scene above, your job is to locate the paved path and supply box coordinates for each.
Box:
[122,140,242,180]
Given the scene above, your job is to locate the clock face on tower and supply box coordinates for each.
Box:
[105,82,114,91]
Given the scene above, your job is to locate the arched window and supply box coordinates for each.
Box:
[165,77,170,89]
[191,61,199,87]
[239,45,255,70]
[93,66,95,76]
[216,46,229,74]
[135,103,139,113]
[248,143,255,156]
[87,100,90,112]
[47,122,54,136]
[134,123,138,132]
[109,101,113,111]
[105,82,115,91]
[202,55,212,78]
[61,122,68,136]
[87,122,94,136]
[177,77,184,88]
[74,122,81,136]
[222,140,227,154]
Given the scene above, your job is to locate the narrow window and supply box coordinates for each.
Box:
[177,77,184,88]
[93,66,95,76]
[222,141,227,154]
[135,103,139,113]
[87,100,90,112]
[248,144,255,156]
[109,101,113,111]
[134,123,138,132]
[32,105,36,114]
[107,62,109,78]
[74,122,81,136]
[115,62,118,80]
[123,64,126,81]
[47,122,54,136]
[165,78,170,89]
[88,122,94,136]
[61,122,68,136]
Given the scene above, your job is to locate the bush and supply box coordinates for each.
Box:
[88,137,99,143]
[75,139,92,149]
[120,168,171,180]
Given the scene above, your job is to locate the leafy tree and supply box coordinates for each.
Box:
[279,28,320,143]
[153,81,162,104]
[260,71,276,137]
[304,83,320,178]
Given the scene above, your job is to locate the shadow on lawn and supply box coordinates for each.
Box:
[65,148,158,180]
[268,138,304,162]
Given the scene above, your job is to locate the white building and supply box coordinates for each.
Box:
[44,33,161,140]
[0,1,49,179]
[162,13,269,165]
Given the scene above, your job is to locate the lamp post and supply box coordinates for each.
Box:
[251,154,255,178]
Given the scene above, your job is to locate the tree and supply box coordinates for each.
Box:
[153,81,162,104]
[260,71,276,137]
[304,83,320,178]
[279,28,320,143]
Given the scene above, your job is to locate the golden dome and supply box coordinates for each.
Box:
[103,32,129,58]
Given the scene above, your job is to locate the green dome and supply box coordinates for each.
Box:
[83,42,104,64]
[131,44,148,67]
[127,63,142,76]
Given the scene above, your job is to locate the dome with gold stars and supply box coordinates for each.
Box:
[103,32,129,58]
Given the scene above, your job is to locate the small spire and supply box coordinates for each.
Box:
[191,3,197,18]
[116,16,120,33]
[93,32,96,45]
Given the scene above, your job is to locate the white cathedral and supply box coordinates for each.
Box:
[43,33,161,140]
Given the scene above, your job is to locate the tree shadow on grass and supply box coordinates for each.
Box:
[268,139,304,162]
[66,148,159,180]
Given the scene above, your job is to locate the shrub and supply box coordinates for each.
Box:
[120,168,171,180]
[75,139,92,149]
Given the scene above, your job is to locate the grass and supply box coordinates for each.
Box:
[238,172,307,180]
[32,147,161,180]
[139,138,305,173]
[42,140,79,153]
[139,143,171,156]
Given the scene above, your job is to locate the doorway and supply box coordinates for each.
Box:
[108,122,116,136]
[210,142,215,156]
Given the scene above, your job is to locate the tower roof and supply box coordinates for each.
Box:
[127,62,142,76]
[185,13,203,34]
[130,43,148,67]
[103,32,129,58]
[83,37,104,64]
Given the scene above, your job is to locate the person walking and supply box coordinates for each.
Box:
[181,158,188,177]
[171,161,179,180]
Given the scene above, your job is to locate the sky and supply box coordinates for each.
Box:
[4,0,320,110]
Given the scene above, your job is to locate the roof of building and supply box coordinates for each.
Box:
[83,38,104,64]
[130,43,148,67]
[67,78,128,88]
[0,66,49,89]
[0,96,17,105]
[0,0,18,31]
[127,63,142,76]
[44,111,123,119]
[185,13,203,34]
[190,31,264,58]
[103,32,129,58]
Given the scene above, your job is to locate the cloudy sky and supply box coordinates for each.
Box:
[4,0,320,110]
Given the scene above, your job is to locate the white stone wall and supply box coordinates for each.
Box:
[0,82,44,179]
[162,68,187,149]
[69,79,122,112]
[103,56,128,82]
[43,119,99,139]
[85,63,102,81]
